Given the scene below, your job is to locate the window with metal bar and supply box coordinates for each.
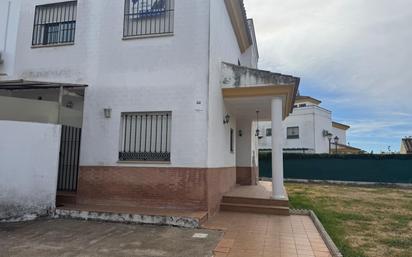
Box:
[119,112,172,162]
[32,1,77,46]
[123,0,174,37]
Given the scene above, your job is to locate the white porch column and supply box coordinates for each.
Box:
[271,97,285,199]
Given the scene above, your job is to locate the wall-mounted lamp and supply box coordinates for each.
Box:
[239,130,243,137]
[223,113,230,124]
[66,101,74,109]
[104,107,112,118]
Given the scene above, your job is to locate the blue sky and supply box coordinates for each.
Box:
[244,0,412,153]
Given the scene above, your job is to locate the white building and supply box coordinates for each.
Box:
[0,0,299,217]
[259,95,358,154]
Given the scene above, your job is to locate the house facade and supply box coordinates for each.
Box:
[259,95,356,154]
[400,137,412,154]
[0,0,299,217]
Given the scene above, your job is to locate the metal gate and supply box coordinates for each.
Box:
[57,125,81,192]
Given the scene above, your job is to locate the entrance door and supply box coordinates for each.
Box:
[57,125,81,192]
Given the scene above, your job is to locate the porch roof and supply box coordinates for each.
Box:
[0,79,88,91]
[221,62,300,120]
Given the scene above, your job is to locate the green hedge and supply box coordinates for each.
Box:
[259,152,412,183]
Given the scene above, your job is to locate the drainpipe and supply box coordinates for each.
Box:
[3,1,11,53]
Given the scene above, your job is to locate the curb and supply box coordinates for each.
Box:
[290,209,343,257]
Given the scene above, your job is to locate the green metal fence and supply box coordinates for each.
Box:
[259,152,412,184]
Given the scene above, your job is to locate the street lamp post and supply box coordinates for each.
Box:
[327,133,333,154]
[334,136,339,154]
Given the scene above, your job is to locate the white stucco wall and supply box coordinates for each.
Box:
[11,0,211,168]
[0,121,60,220]
[8,0,258,169]
[0,0,21,76]
[207,0,246,168]
[332,127,347,145]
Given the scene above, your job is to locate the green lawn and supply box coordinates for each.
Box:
[286,182,412,257]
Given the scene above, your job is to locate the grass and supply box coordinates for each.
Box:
[286,182,412,257]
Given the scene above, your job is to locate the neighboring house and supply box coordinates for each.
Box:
[259,95,359,154]
[0,0,299,217]
[400,137,412,154]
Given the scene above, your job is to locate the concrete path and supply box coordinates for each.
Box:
[0,218,222,257]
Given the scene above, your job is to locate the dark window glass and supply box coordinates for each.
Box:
[32,1,77,46]
[124,0,174,37]
[287,127,299,139]
[266,128,272,137]
[119,112,172,162]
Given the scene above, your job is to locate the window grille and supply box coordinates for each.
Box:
[287,127,299,139]
[32,1,77,46]
[123,0,174,37]
[119,112,171,162]
[266,128,272,137]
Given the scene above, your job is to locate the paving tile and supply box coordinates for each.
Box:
[204,212,332,257]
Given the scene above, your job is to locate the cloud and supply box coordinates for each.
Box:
[245,0,412,151]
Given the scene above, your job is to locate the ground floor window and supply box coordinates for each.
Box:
[119,111,171,162]
[287,126,299,139]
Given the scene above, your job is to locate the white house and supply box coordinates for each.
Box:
[400,137,412,154]
[0,0,299,218]
[258,95,358,154]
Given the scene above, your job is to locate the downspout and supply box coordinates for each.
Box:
[205,0,212,167]
[3,1,11,53]
[0,1,11,76]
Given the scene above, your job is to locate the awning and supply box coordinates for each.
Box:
[0,79,88,91]
[221,62,300,120]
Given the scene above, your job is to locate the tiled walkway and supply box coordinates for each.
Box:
[204,212,332,257]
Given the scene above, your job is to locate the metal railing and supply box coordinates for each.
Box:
[32,1,77,46]
[123,0,174,37]
[57,125,81,192]
[119,112,171,162]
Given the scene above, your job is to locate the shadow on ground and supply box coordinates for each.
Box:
[0,218,222,257]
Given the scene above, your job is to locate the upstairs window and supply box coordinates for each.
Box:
[32,1,77,46]
[119,112,172,162]
[123,0,174,38]
[287,127,299,139]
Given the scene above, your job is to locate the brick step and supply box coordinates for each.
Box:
[56,192,77,206]
[222,196,289,207]
[220,203,290,216]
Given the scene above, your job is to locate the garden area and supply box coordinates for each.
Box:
[286,182,412,257]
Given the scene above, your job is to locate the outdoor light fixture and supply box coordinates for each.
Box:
[327,132,333,154]
[239,130,243,137]
[334,136,339,154]
[104,107,112,118]
[223,113,230,124]
[66,101,74,109]
[255,110,262,138]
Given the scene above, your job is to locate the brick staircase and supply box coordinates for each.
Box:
[220,195,290,215]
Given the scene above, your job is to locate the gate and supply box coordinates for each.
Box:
[57,125,81,192]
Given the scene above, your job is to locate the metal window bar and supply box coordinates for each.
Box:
[119,112,171,161]
[123,0,174,37]
[32,1,77,46]
[57,125,81,192]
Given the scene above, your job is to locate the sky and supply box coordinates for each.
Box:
[244,0,412,153]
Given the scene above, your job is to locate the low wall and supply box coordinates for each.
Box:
[0,120,61,220]
[259,153,412,184]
